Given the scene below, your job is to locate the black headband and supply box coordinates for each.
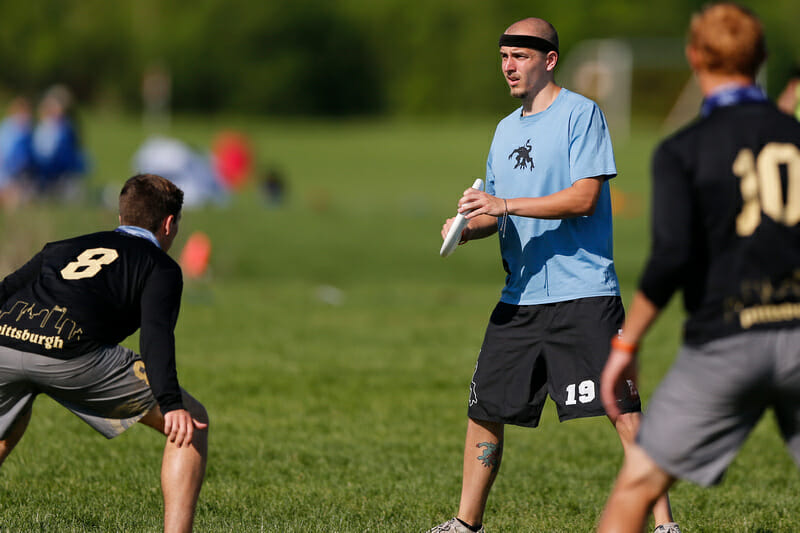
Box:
[498,34,558,54]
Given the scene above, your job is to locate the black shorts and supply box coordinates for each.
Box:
[467,296,641,427]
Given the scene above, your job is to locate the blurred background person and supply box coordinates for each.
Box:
[0,97,34,207]
[141,62,172,134]
[211,130,252,192]
[132,129,254,209]
[31,84,88,200]
[259,166,287,208]
[133,135,228,209]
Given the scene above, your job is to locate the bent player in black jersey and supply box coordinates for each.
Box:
[0,173,207,533]
[598,4,800,532]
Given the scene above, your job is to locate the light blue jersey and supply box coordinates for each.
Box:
[486,88,620,305]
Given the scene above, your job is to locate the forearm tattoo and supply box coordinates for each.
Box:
[476,441,503,473]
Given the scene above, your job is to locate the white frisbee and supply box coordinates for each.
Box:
[440,178,485,257]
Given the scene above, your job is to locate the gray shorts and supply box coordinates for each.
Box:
[0,344,156,439]
[638,328,800,486]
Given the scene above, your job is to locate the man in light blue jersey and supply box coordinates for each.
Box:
[427,17,678,533]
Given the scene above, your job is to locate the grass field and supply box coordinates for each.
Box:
[1,113,799,532]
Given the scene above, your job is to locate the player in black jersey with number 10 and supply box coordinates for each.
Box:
[598,4,800,532]
[0,173,208,533]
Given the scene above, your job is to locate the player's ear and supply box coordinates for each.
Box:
[686,44,702,72]
[545,51,558,72]
[163,214,176,236]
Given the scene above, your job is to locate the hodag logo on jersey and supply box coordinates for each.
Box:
[508,139,534,171]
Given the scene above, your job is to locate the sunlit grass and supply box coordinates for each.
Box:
[0,114,797,531]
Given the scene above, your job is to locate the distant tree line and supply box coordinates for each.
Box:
[0,0,797,116]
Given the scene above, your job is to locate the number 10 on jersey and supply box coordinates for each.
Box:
[735,142,800,236]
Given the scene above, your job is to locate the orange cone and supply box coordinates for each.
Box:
[180,231,212,279]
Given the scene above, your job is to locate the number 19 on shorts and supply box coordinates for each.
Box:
[565,380,596,405]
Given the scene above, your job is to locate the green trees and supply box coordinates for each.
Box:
[0,0,796,116]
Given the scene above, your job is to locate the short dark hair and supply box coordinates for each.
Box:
[119,174,183,233]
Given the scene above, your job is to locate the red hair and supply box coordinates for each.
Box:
[689,3,765,77]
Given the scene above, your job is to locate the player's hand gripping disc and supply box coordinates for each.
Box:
[440,178,484,257]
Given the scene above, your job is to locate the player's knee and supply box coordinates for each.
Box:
[468,417,504,436]
[193,402,210,428]
[181,391,209,428]
[617,446,671,501]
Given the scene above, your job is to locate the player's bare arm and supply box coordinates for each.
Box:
[461,176,602,220]
[601,290,661,420]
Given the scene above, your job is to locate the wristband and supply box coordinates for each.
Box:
[611,335,638,355]
[500,198,508,237]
